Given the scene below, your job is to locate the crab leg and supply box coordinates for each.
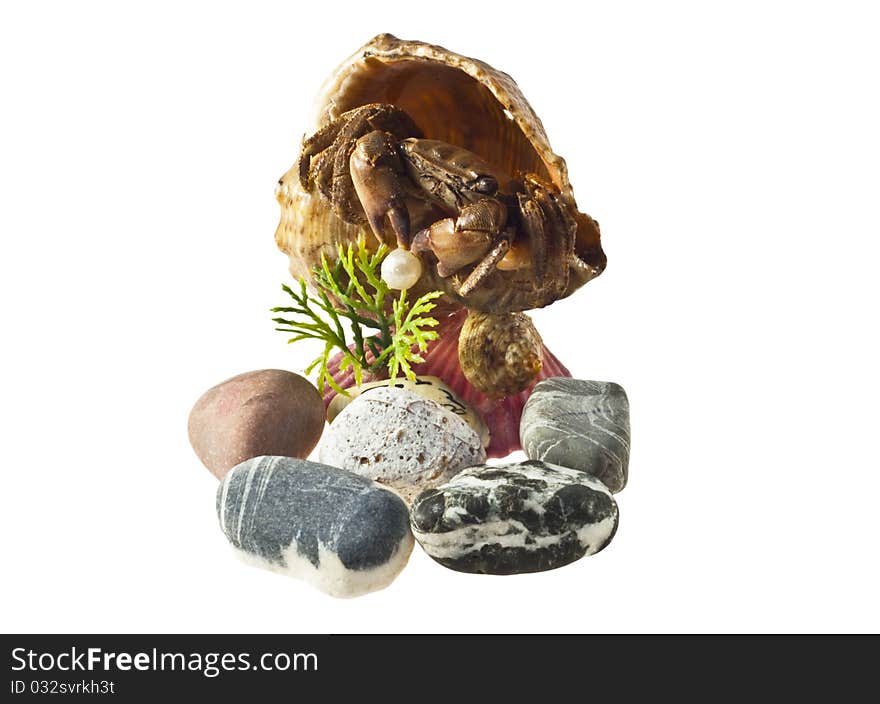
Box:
[297,120,345,190]
[458,236,511,297]
[298,104,422,234]
[523,175,576,300]
[517,193,547,288]
[349,129,413,248]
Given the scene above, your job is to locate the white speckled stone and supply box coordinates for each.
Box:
[327,375,489,446]
[520,378,630,493]
[319,386,486,503]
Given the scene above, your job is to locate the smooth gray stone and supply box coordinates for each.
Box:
[410,460,618,575]
[520,378,630,493]
[217,456,413,597]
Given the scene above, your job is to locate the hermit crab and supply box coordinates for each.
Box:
[274,34,606,454]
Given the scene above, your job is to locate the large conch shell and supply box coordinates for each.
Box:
[274,33,606,314]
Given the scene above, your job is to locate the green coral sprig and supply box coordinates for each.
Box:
[271,237,441,394]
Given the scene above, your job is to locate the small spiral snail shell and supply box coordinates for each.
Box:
[458,312,544,398]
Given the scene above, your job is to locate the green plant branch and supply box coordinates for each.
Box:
[271,236,442,392]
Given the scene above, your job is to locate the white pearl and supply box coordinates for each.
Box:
[381,248,423,290]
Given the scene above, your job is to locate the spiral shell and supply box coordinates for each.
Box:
[457,312,543,399]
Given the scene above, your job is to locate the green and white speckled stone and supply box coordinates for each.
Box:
[411,460,618,574]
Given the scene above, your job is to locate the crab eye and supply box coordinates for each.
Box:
[472,175,498,195]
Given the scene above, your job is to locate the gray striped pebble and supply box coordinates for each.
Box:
[520,378,630,493]
[217,456,413,598]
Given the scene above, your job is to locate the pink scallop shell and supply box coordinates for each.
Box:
[322,309,571,458]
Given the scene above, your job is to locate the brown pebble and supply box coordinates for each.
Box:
[188,369,325,479]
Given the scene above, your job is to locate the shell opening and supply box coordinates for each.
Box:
[326,59,552,185]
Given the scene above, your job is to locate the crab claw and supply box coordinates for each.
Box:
[349,129,412,248]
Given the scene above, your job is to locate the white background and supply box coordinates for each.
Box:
[2,1,878,633]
